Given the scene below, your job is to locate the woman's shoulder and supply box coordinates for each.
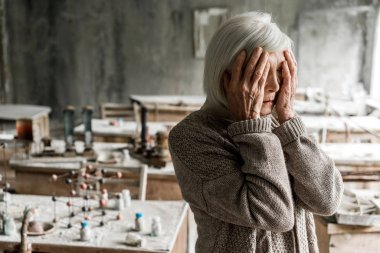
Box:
[169,109,228,146]
[169,110,241,181]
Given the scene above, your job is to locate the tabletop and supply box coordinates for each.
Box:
[10,141,175,176]
[0,194,188,253]
[320,143,380,166]
[129,95,206,107]
[74,119,176,137]
[301,115,380,133]
[0,104,51,121]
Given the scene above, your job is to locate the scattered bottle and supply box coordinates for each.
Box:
[3,214,17,236]
[80,220,92,241]
[122,189,131,208]
[151,216,162,236]
[115,193,124,211]
[135,212,144,232]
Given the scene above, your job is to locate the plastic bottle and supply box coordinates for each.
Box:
[122,189,131,207]
[3,215,16,236]
[151,216,162,236]
[135,212,144,232]
[80,221,92,241]
[115,193,124,211]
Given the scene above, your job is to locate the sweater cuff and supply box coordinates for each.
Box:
[272,116,306,146]
[227,117,272,137]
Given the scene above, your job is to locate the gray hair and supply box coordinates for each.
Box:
[203,12,293,109]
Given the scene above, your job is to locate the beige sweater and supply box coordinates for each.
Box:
[169,106,343,253]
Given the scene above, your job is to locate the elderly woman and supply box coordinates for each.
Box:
[169,12,343,253]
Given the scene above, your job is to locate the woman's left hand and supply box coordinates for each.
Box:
[275,50,297,124]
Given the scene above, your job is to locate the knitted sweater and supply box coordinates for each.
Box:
[169,106,343,253]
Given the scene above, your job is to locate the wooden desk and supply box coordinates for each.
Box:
[320,143,380,189]
[130,95,205,122]
[129,95,205,107]
[320,143,380,168]
[10,141,182,200]
[74,119,176,143]
[0,104,51,142]
[315,216,380,253]
[0,195,188,253]
[294,100,326,115]
[302,116,380,143]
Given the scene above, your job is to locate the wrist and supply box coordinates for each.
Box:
[277,111,294,124]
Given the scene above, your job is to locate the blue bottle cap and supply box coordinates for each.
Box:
[81,221,89,228]
[136,212,143,219]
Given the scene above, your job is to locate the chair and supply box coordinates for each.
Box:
[83,162,148,200]
[100,103,135,120]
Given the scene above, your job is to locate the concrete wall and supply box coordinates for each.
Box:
[297,6,377,97]
[4,0,379,120]
[5,0,302,119]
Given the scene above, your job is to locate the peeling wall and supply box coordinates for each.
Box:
[5,0,301,119]
[298,6,376,97]
[298,0,379,97]
[5,0,379,120]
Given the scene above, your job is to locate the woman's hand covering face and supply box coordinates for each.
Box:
[275,50,297,123]
[223,47,270,121]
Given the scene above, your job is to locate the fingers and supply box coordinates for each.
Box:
[284,50,296,76]
[277,60,292,107]
[247,51,269,115]
[244,47,263,81]
[230,51,246,88]
[251,51,269,83]
[223,71,231,95]
[255,62,270,96]
[251,62,270,118]
[282,61,291,90]
[288,49,297,66]
[284,50,298,97]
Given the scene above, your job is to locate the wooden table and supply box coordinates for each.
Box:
[0,195,188,253]
[129,95,205,107]
[74,119,176,143]
[320,143,380,168]
[320,143,380,189]
[11,159,181,201]
[315,215,380,253]
[0,104,51,142]
[130,95,205,122]
[294,100,326,115]
[9,142,182,200]
[301,116,380,143]
[315,144,380,252]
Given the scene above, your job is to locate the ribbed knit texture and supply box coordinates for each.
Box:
[273,116,306,146]
[228,117,272,136]
[169,108,343,253]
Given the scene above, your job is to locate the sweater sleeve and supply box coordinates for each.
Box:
[169,117,294,232]
[272,116,344,216]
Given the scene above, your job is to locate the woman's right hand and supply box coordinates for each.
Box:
[223,47,270,121]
